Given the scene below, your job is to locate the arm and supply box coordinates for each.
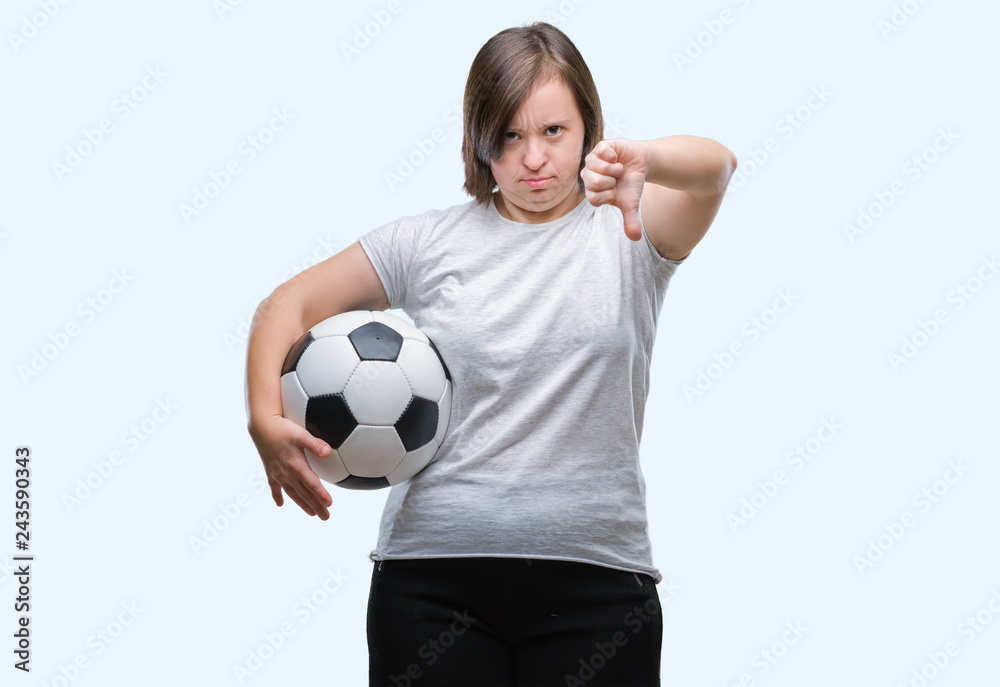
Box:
[245,241,390,520]
[638,135,737,261]
[581,135,737,261]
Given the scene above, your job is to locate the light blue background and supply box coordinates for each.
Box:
[2,0,998,685]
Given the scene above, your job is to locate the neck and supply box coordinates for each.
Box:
[495,187,585,224]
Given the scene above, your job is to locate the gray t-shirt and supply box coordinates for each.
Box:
[357,192,685,583]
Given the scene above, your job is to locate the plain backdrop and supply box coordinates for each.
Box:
[1,0,998,685]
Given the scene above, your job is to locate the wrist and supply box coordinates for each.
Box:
[248,411,283,434]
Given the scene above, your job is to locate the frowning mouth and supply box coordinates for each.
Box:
[523,177,551,188]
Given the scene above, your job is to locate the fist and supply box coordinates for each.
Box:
[581,138,649,242]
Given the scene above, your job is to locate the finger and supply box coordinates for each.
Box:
[287,491,317,517]
[293,424,332,461]
[309,437,332,460]
[580,168,616,195]
[599,143,618,163]
[293,433,334,508]
[291,473,331,519]
[585,155,624,180]
[283,484,318,517]
[587,188,617,206]
[585,173,617,193]
[268,475,284,507]
[603,161,624,177]
[298,466,333,511]
[587,153,623,176]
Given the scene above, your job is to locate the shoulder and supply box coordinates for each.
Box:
[378,198,479,238]
[403,198,484,226]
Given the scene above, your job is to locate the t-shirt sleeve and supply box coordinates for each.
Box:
[605,203,688,279]
[638,219,688,278]
[357,215,422,312]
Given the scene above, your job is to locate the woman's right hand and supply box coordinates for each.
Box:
[248,414,334,520]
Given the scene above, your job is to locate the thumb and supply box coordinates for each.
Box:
[299,428,331,459]
[622,205,642,242]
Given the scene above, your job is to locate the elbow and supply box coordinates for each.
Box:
[717,145,738,193]
[254,284,292,323]
[725,146,738,175]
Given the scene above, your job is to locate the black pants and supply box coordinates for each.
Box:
[367,556,662,686]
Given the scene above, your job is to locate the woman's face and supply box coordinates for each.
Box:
[489,76,587,223]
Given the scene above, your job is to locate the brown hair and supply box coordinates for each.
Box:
[460,22,604,208]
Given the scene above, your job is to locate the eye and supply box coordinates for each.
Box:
[547,125,563,135]
[504,131,519,142]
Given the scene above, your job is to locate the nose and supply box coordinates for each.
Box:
[522,136,547,171]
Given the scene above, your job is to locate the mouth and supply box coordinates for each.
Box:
[523,177,551,189]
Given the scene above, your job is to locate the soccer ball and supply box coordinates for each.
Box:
[279,310,453,490]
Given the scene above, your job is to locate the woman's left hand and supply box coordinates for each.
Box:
[581,138,649,242]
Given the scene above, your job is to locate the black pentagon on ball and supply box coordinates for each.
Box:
[349,322,403,361]
[336,475,391,490]
[395,396,439,451]
[281,330,314,376]
[427,337,452,382]
[304,394,357,449]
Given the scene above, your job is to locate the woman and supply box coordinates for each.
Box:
[246,21,735,685]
